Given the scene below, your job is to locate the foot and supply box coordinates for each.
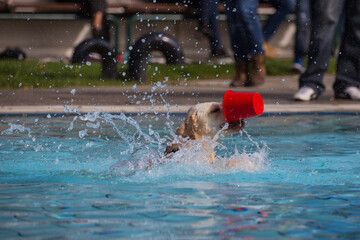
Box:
[229,78,247,87]
[248,54,266,86]
[290,62,305,74]
[211,48,227,58]
[293,87,318,101]
[229,59,249,87]
[335,86,360,100]
[263,42,278,59]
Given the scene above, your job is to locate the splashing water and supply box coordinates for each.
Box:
[1,79,269,182]
[0,109,269,183]
[1,122,35,142]
[1,114,360,240]
[101,114,270,181]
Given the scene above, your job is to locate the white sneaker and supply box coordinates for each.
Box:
[293,87,318,101]
[336,86,360,100]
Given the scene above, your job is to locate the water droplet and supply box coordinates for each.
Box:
[79,129,88,138]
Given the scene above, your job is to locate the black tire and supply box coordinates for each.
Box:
[72,38,117,79]
[128,32,185,83]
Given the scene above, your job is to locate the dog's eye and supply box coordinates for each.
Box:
[211,107,220,113]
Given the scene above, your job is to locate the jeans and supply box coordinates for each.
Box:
[334,0,360,92]
[261,0,296,41]
[225,0,264,60]
[294,0,311,61]
[299,0,359,94]
[198,0,223,54]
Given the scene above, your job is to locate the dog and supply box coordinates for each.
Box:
[110,102,245,176]
[165,102,245,163]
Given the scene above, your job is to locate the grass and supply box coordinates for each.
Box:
[0,58,337,89]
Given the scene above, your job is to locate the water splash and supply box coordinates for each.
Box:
[1,122,35,142]
[107,124,269,182]
[56,107,270,182]
[67,111,170,156]
[0,106,268,183]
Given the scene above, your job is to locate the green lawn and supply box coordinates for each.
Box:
[0,58,337,89]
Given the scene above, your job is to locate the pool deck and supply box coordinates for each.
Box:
[1,74,360,115]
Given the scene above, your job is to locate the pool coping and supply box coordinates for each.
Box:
[1,104,360,116]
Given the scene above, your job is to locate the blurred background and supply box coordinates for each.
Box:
[0,0,295,62]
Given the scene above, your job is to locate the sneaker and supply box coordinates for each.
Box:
[335,86,360,100]
[290,62,305,74]
[209,49,233,64]
[293,86,318,101]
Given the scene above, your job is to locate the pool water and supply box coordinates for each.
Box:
[1,113,360,239]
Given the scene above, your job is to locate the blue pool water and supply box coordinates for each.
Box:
[1,113,360,239]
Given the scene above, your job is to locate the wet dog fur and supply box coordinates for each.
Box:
[165,102,245,163]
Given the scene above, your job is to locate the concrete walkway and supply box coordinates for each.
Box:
[1,74,360,114]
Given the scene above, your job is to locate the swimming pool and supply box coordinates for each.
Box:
[1,113,360,239]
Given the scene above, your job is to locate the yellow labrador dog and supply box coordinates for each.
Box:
[110,102,245,176]
[165,102,245,163]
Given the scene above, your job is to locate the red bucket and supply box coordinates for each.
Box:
[223,90,264,123]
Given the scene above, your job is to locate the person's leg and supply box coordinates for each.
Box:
[263,0,295,41]
[198,0,214,39]
[81,0,109,40]
[199,0,225,56]
[225,0,255,60]
[225,0,250,86]
[298,0,344,96]
[333,0,360,98]
[235,0,266,85]
[93,11,103,32]
[208,1,226,56]
[293,0,310,64]
[235,0,264,56]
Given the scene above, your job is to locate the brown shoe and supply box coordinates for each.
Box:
[247,54,266,86]
[229,59,249,87]
[263,42,278,59]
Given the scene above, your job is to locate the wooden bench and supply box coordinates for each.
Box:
[0,2,287,53]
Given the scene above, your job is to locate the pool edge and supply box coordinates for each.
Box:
[1,104,360,117]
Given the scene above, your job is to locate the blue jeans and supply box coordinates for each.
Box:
[334,0,360,93]
[299,0,360,94]
[294,0,311,61]
[225,0,294,60]
[198,0,223,54]
[225,0,264,60]
[261,0,296,41]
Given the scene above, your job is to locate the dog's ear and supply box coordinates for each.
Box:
[186,113,202,140]
[176,120,185,136]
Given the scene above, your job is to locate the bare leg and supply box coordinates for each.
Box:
[92,11,103,32]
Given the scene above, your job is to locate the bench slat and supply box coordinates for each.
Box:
[1,2,274,15]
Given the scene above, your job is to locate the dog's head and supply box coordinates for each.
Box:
[176,102,245,140]
[164,102,245,161]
